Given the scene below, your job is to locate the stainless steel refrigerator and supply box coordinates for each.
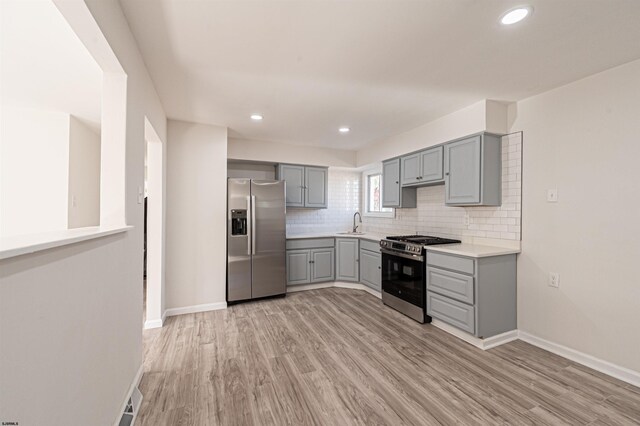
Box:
[227,179,286,302]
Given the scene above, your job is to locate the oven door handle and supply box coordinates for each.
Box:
[380,248,424,262]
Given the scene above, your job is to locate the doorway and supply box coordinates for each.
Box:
[144,117,165,329]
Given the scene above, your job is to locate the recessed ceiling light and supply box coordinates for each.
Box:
[339,127,350,133]
[500,6,532,25]
[250,114,263,121]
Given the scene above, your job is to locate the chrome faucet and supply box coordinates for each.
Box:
[352,211,362,233]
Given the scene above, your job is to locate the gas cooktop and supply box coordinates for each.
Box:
[386,235,461,245]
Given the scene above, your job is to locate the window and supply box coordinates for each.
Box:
[362,168,394,218]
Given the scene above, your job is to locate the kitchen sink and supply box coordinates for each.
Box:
[337,231,365,235]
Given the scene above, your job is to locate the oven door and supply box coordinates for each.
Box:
[381,249,425,308]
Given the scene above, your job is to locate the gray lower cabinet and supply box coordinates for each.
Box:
[336,238,359,282]
[426,250,516,338]
[444,133,501,206]
[277,163,328,208]
[382,158,416,208]
[359,247,381,291]
[286,238,335,285]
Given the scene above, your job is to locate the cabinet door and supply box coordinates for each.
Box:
[445,136,481,204]
[305,167,328,208]
[279,165,305,207]
[286,250,310,285]
[382,159,400,207]
[359,249,381,291]
[310,248,334,283]
[400,153,421,186]
[420,146,443,182]
[336,238,359,282]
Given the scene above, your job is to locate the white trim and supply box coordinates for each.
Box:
[164,302,227,317]
[287,281,382,299]
[286,282,335,293]
[431,319,518,350]
[518,331,640,388]
[143,318,163,329]
[0,225,132,260]
[361,167,394,218]
[113,364,144,426]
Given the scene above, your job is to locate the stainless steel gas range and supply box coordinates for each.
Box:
[379,235,461,323]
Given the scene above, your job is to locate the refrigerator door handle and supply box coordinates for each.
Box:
[246,195,251,255]
[251,195,256,255]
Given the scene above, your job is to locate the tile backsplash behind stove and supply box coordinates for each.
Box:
[362,133,522,243]
[286,169,361,235]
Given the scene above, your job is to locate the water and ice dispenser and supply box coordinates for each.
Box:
[230,209,247,235]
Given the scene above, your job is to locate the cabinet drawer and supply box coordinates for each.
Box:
[286,238,335,250]
[427,252,474,275]
[427,267,474,305]
[427,292,475,334]
[359,239,380,253]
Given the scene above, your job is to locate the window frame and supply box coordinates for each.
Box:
[361,166,394,218]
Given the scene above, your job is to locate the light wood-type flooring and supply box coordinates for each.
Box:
[138,288,640,425]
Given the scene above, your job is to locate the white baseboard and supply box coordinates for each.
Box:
[518,331,640,388]
[287,281,382,299]
[113,364,144,426]
[164,302,227,317]
[431,319,518,350]
[143,318,163,329]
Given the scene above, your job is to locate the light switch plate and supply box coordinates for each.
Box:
[137,186,144,204]
[547,188,558,202]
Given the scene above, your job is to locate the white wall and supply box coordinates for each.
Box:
[228,137,357,168]
[68,115,101,228]
[0,106,70,237]
[0,0,168,424]
[513,59,640,373]
[166,119,227,310]
[356,100,509,167]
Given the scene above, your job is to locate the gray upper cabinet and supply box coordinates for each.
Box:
[400,153,421,186]
[444,134,501,206]
[336,238,359,282]
[400,146,444,187]
[278,164,305,207]
[304,167,328,208]
[277,164,328,208]
[383,158,416,208]
[420,146,444,182]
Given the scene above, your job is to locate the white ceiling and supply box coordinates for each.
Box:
[120,0,640,150]
[1,0,102,129]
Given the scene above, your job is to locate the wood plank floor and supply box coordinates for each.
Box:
[137,288,640,425]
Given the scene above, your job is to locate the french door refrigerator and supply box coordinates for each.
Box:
[227,179,286,302]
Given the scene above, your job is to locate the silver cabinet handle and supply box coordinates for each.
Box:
[246,195,251,255]
[251,195,256,255]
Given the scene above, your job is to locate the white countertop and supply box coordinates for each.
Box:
[286,232,520,258]
[286,232,387,242]
[425,243,520,258]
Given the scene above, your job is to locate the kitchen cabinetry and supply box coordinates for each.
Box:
[382,158,416,208]
[336,238,359,282]
[277,164,328,208]
[426,250,516,338]
[444,134,501,206]
[400,146,443,186]
[286,238,335,285]
[359,240,381,291]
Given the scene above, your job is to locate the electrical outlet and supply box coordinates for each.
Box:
[464,213,470,226]
[547,188,558,202]
[549,272,560,288]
